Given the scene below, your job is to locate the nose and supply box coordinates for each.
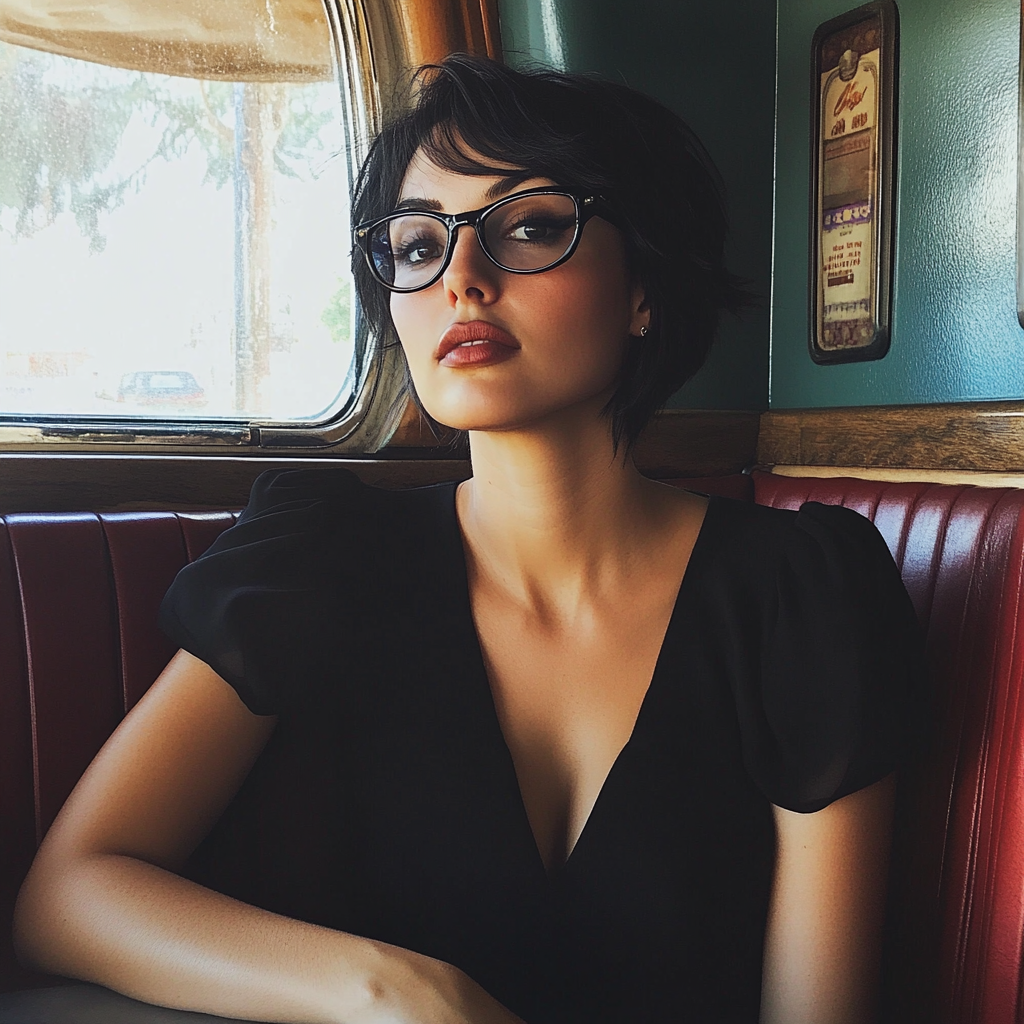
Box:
[441,222,500,307]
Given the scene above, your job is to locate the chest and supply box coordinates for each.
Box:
[470,574,687,873]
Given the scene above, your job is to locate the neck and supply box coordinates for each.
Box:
[458,403,657,611]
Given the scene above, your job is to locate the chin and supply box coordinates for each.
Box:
[415,375,620,437]
[420,409,516,434]
[416,388,527,433]
[424,401,609,439]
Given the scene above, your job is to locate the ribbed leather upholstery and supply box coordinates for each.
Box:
[0,511,237,992]
[754,471,1024,1024]
[2,471,1024,1023]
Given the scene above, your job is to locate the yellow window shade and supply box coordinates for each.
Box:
[0,0,333,81]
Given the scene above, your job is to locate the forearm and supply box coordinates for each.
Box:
[14,854,433,1024]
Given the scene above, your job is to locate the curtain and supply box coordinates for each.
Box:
[0,0,501,82]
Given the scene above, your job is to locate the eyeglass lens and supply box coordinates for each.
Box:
[369,193,579,290]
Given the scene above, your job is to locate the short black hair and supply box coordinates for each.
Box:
[350,53,751,452]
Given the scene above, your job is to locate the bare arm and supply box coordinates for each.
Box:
[13,651,522,1024]
[760,774,895,1024]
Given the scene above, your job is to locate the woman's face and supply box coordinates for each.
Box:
[389,150,647,433]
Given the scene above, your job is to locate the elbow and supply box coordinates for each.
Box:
[11,850,104,980]
[12,860,58,974]
[12,853,75,976]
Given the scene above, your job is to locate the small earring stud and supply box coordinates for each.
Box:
[639,325,649,337]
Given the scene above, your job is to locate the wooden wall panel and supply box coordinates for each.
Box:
[12,401,1024,514]
[0,411,761,514]
[758,402,1024,473]
[635,409,760,477]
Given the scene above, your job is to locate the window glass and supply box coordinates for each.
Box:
[0,32,355,423]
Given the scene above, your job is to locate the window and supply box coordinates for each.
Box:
[0,1,363,432]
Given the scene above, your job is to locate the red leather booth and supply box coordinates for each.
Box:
[2,470,1024,1023]
[0,511,238,994]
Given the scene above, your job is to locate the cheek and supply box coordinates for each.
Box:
[539,263,634,383]
[389,293,439,377]
[388,291,459,423]
[389,294,420,351]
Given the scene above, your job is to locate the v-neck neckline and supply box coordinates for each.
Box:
[446,483,718,881]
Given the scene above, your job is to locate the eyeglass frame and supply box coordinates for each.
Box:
[353,187,613,294]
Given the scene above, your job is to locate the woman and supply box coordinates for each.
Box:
[13,55,920,1024]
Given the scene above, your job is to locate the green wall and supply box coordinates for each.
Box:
[499,0,1024,412]
[773,0,1022,408]
[498,0,776,411]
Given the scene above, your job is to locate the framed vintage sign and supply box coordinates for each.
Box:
[809,1,898,364]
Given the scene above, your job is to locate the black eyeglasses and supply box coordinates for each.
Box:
[353,187,610,293]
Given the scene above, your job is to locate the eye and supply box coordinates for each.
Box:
[394,233,444,266]
[504,214,574,243]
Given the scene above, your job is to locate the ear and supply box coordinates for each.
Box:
[629,280,650,338]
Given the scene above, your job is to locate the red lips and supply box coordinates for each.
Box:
[435,321,521,367]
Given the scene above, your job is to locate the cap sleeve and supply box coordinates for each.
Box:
[159,468,364,715]
[742,501,924,813]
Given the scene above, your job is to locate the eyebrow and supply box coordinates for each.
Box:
[395,172,543,212]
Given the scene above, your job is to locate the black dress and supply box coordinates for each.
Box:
[159,468,922,1024]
